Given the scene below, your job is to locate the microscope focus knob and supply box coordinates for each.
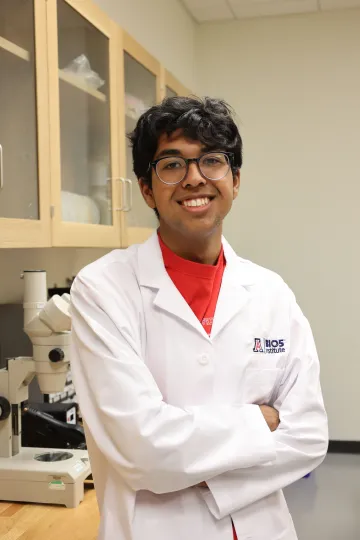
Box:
[48,348,65,363]
[0,397,11,421]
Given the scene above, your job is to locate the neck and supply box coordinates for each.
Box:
[158,227,222,265]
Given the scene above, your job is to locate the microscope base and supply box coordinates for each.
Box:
[0,447,91,508]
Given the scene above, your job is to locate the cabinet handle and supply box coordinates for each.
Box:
[114,177,125,211]
[124,178,133,212]
[0,144,3,190]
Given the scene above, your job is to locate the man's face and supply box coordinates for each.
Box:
[139,131,240,241]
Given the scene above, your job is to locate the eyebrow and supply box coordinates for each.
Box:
[154,146,222,160]
[155,148,183,159]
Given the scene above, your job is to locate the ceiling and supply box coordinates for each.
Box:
[180,0,360,23]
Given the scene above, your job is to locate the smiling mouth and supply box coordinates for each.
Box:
[179,196,213,208]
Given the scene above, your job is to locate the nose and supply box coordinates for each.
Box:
[181,162,206,188]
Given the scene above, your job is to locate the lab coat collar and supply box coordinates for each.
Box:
[212,237,255,339]
[137,232,255,340]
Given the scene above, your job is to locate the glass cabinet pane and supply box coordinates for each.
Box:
[166,86,177,99]
[124,52,158,229]
[57,0,112,225]
[0,0,39,220]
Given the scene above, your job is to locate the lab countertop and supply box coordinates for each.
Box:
[0,489,99,540]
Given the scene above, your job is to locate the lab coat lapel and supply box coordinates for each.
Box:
[210,239,255,340]
[137,233,209,338]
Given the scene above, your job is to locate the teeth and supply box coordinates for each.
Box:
[183,197,210,207]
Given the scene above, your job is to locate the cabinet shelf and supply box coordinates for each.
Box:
[58,69,107,102]
[0,36,30,61]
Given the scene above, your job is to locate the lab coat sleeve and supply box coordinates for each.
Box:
[200,291,328,519]
[70,274,276,495]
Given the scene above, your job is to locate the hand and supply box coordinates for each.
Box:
[259,405,280,432]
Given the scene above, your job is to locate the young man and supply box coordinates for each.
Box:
[70,97,328,540]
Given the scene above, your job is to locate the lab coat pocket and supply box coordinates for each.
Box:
[240,368,284,405]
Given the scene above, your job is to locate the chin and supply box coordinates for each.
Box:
[181,218,222,238]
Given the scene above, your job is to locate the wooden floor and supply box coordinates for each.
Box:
[0,488,100,540]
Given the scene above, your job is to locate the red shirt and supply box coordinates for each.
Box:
[159,235,237,540]
[158,235,225,335]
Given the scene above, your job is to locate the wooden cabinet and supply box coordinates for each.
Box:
[119,31,162,247]
[47,0,122,248]
[0,0,191,249]
[117,36,191,247]
[0,0,51,247]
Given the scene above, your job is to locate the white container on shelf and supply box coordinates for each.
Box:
[61,191,100,224]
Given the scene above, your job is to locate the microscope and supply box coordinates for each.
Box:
[0,271,91,508]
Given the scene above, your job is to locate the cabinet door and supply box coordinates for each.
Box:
[0,0,51,247]
[47,0,121,247]
[164,69,190,99]
[119,31,161,247]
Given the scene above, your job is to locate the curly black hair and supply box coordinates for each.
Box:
[128,96,243,188]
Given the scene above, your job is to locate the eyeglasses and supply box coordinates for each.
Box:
[150,151,234,185]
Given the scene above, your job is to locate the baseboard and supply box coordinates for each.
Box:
[328,440,360,454]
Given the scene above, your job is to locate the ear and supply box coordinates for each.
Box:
[232,169,240,200]
[139,178,156,209]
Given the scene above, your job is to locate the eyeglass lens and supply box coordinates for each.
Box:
[156,153,230,184]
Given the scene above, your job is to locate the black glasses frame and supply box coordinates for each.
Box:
[149,151,235,185]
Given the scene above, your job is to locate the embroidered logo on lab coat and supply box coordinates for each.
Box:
[253,338,285,354]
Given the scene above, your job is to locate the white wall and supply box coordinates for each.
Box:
[0,247,111,304]
[196,9,360,441]
[93,0,196,90]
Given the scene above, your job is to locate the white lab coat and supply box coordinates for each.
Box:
[70,232,328,540]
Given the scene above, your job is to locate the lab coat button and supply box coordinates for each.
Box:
[198,354,209,366]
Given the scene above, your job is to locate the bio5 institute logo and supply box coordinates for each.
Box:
[253,338,285,354]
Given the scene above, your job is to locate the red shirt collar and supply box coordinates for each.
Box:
[158,232,225,279]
